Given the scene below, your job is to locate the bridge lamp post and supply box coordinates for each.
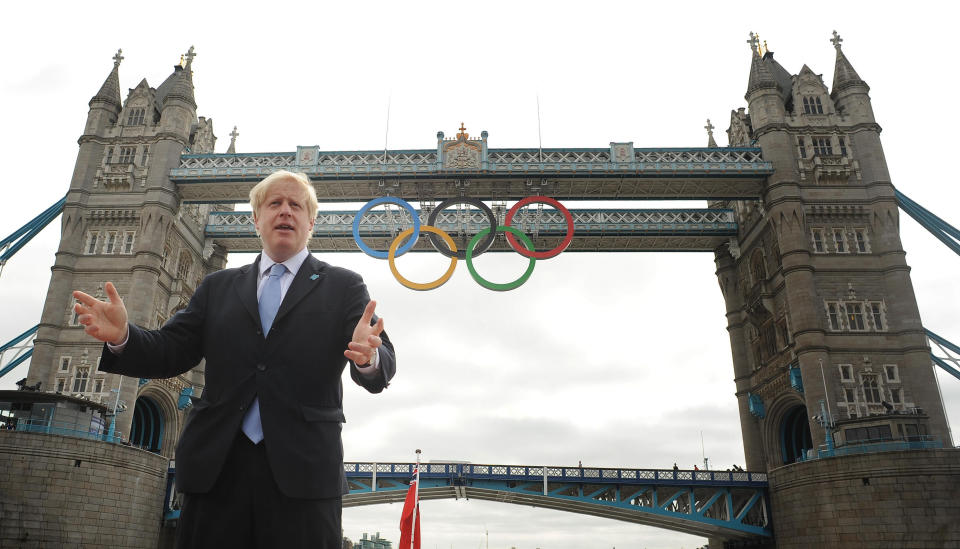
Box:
[106,375,123,443]
[816,359,836,454]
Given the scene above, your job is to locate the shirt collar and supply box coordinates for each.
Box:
[259,247,310,278]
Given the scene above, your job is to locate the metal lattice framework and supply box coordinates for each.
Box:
[205,208,738,252]
[0,324,38,379]
[337,462,771,540]
[170,147,772,203]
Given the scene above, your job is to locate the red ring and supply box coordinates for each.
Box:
[503,196,575,259]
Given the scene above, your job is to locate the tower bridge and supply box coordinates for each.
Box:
[170,146,772,202]
[2,32,960,549]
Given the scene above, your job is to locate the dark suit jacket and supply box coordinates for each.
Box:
[100,254,395,499]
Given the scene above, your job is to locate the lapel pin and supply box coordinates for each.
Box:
[310,274,319,281]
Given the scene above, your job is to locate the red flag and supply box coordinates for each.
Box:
[398,465,420,549]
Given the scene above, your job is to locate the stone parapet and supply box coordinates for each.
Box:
[767,448,960,548]
[0,430,168,548]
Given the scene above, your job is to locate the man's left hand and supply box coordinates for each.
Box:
[345,300,384,366]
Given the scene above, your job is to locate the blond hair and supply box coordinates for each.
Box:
[249,170,319,220]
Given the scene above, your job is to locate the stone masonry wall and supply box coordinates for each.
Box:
[0,430,168,548]
[768,448,960,548]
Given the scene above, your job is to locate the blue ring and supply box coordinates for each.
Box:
[353,197,420,259]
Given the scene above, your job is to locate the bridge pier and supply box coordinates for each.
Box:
[766,449,960,548]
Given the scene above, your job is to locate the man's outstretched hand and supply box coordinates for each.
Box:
[73,282,128,345]
[345,300,384,366]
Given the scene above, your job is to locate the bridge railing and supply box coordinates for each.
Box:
[343,462,767,486]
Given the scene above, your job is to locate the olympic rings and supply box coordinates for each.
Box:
[353,197,420,259]
[353,195,574,291]
[465,226,536,291]
[426,197,497,260]
[388,226,458,291]
[504,196,575,259]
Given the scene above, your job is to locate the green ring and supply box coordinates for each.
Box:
[465,226,536,291]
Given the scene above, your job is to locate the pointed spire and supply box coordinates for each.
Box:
[227,126,238,154]
[156,46,197,109]
[746,32,778,96]
[90,48,123,109]
[831,30,868,93]
[705,119,718,147]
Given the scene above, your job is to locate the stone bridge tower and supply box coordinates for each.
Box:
[26,49,226,456]
[714,33,958,548]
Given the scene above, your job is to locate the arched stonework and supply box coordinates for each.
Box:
[761,393,808,468]
[136,382,182,459]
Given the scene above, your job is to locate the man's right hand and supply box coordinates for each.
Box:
[73,282,128,345]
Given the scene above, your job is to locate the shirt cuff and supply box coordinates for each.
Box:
[106,330,129,354]
[354,348,380,377]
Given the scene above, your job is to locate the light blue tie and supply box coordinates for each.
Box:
[242,262,286,443]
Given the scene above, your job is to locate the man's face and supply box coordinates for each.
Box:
[253,178,315,263]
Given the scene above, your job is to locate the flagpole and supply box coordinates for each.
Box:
[411,448,421,549]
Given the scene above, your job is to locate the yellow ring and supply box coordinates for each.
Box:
[388,226,458,291]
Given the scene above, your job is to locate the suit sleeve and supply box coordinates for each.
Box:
[99,276,207,379]
[343,273,395,393]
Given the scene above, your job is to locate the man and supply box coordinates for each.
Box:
[73,170,395,548]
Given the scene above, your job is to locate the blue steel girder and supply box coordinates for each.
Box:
[927,329,960,381]
[0,324,39,379]
[339,462,771,541]
[0,197,65,271]
[170,147,772,203]
[205,208,738,253]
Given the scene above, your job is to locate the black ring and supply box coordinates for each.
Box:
[426,198,497,260]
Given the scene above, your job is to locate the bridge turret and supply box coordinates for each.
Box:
[29,47,213,455]
[156,47,198,141]
[85,49,123,137]
[744,34,789,131]
[716,33,953,481]
[829,30,874,125]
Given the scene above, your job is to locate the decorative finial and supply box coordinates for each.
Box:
[762,40,768,55]
[747,32,759,55]
[112,49,124,68]
[227,126,239,153]
[184,46,196,69]
[705,119,718,147]
[456,122,469,140]
[831,30,843,51]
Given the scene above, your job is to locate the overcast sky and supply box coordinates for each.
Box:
[2,2,959,548]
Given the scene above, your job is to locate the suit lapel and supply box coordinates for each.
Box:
[235,256,262,327]
[275,254,327,323]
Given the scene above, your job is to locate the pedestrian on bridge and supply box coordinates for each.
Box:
[72,170,396,549]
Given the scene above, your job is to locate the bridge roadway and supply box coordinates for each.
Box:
[205,208,738,252]
[162,462,770,540]
[346,462,769,540]
[170,147,771,202]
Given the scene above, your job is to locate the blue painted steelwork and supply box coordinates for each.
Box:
[799,436,943,462]
[926,329,960,381]
[163,462,770,539]
[0,197,65,273]
[170,147,773,182]
[896,189,960,256]
[788,363,803,393]
[747,393,765,418]
[178,387,194,410]
[11,417,107,441]
[205,208,738,252]
[0,324,39,379]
